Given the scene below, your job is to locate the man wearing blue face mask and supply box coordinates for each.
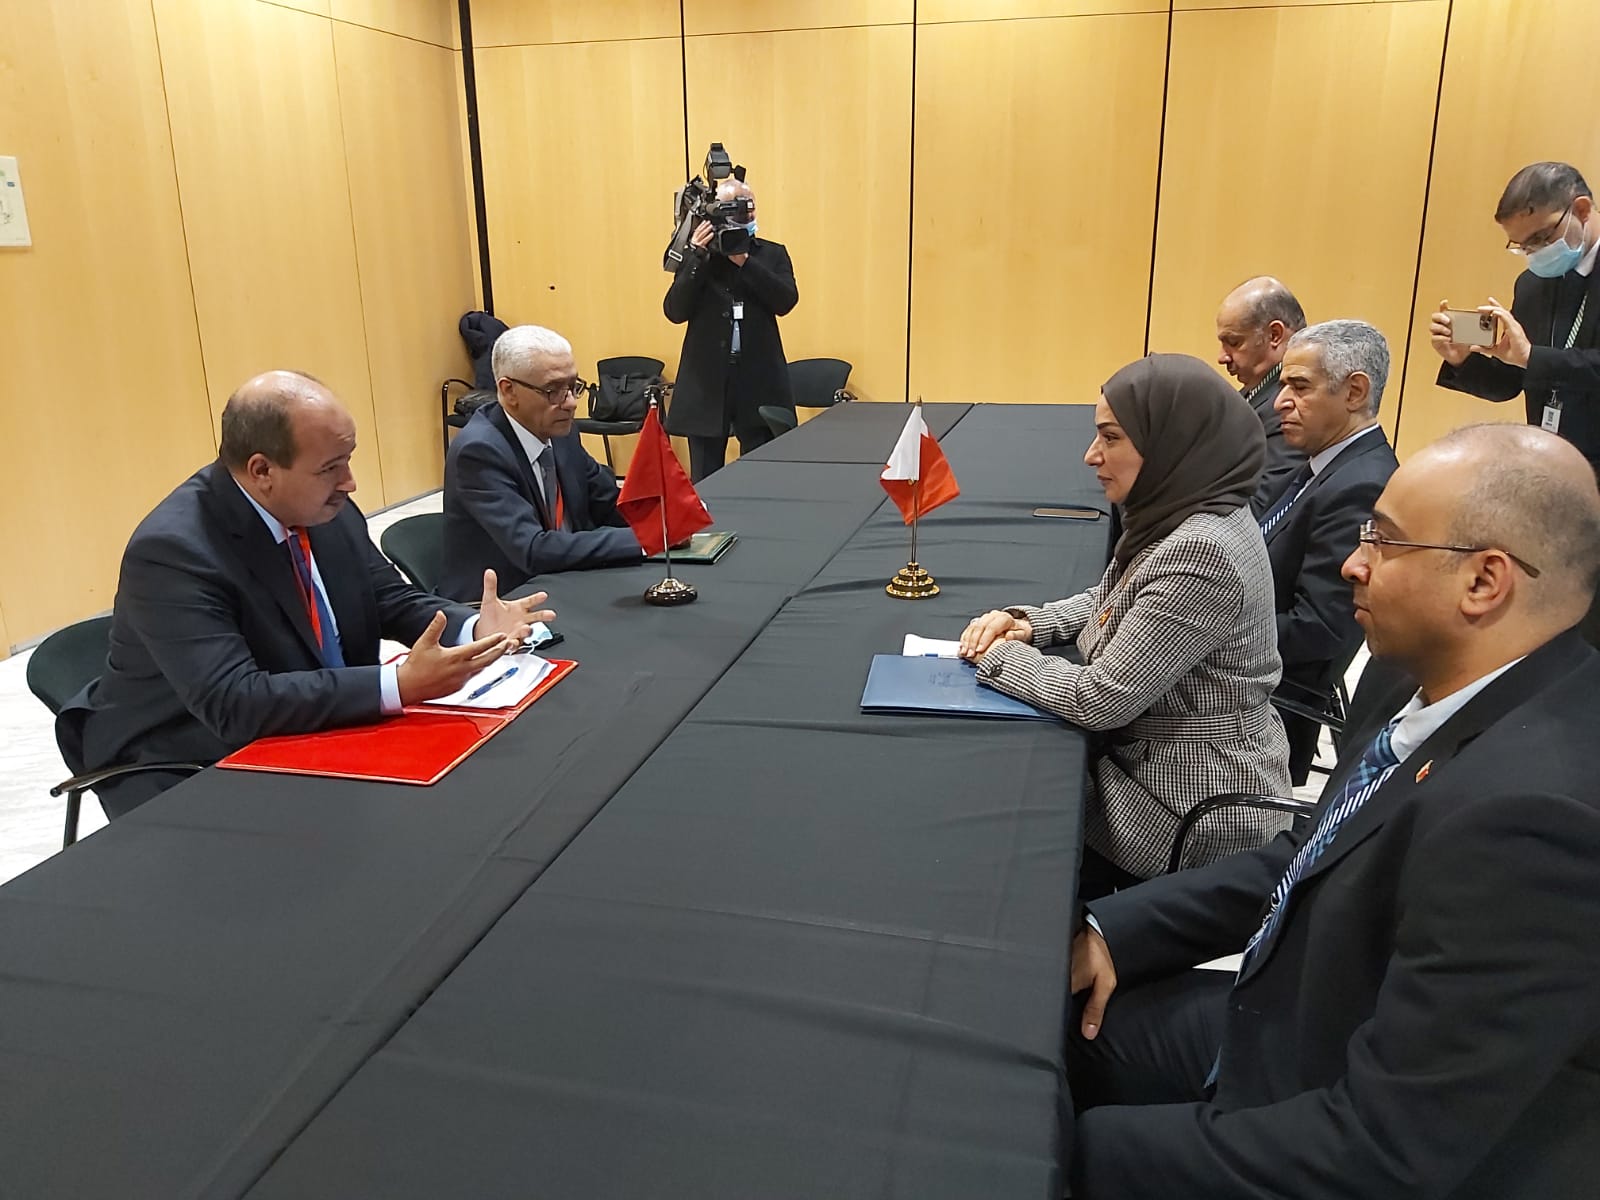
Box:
[1432,162,1600,470]
[664,176,799,482]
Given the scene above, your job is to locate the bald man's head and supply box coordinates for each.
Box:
[1437,424,1600,617]
[220,371,359,527]
[1215,277,1306,388]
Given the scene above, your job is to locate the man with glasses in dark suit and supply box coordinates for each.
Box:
[440,324,642,601]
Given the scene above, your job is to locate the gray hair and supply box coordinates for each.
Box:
[1439,424,1600,609]
[1234,277,1306,334]
[492,325,573,381]
[1286,319,1389,415]
[218,370,325,467]
[1496,161,1592,222]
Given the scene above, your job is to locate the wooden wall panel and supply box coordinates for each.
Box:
[267,0,331,15]
[1148,1,1447,444]
[685,24,913,404]
[1395,0,1600,456]
[909,13,1167,407]
[332,0,456,48]
[684,0,911,35]
[334,21,477,503]
[1174,0,1432,9]
[918,1,1162,21]
[475,37,685,467]
[469,0,677,47]
[0,0,215,642]
[154,0,387,504]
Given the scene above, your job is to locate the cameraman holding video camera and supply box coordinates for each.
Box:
[664,150,798,482]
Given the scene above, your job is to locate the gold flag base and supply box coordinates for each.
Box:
[885,561,940,599]
[644,576,698,606]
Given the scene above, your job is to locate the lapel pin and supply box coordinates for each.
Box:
[1415,760,1432,784]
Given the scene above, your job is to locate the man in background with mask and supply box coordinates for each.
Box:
[664,176,799,482]
[1431,161,1600,469]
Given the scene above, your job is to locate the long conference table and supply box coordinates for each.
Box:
[0,402,1110,1199]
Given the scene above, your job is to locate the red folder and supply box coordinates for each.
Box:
[217,659,577,785]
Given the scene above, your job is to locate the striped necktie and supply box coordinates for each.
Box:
[286,527,346,668]
[1259,463,1314,537]
[1237,718,1401,976]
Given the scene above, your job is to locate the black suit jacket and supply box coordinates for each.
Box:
[439,402,641,601]
[1437,263,1600,463]
[1266,427,1398,681]
[56,462,475,810]
[1247,378,1306,514]
[663,237,798,438]
[1075,630,1600,1199]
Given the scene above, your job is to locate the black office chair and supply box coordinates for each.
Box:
[381,513,446,592]
[787,357,856,408]
[26,616,203,848]
[1166,793,1317,875]
[441,378,497,460]
[577,356,668,471]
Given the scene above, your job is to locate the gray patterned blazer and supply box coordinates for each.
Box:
[976,504,1292,878]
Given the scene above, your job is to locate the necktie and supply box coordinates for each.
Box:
[537,446,564,531]
[1259,463,1314,537]
[1237,718,1401,975]
[286,527,346,668]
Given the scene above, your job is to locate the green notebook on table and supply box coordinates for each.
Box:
[645,530,738,564]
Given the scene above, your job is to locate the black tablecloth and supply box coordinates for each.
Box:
[739,400,970,463]
[0,403,1108,1199]
[247,405,1109,1200]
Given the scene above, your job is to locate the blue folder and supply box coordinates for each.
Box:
[860,654,1059,721]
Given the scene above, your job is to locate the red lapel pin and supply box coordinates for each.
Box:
[1415,760,1432,784]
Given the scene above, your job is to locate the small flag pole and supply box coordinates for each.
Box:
[886,397,940,599]
[643,395,698,606]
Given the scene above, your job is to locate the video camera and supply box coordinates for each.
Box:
[663,142,754,270]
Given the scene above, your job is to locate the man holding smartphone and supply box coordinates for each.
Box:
[1431,161,1600,468]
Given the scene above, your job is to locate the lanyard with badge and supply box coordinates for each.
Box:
[1543,292,1589,433]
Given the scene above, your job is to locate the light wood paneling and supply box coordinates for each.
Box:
[0,0,215,642]
[334,21,476,502]
[0,602,11,659]
[686,25,913,404]
[918,1,1163,21]
[332,0,456,48]
[1174,0,1433,9]
[1395,0,1600,456]
[154,0,387,504]
[910,13,1167,407]
[1148,1,1447,444]
[263,0,331,15]
[475,38,685,467]
[469,0,677,47]
[684,0,911,35]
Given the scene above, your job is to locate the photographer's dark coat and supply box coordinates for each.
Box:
[663,238,798,438]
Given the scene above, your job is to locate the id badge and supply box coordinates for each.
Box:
[1542,398,1563,433]
[732,302,744,320]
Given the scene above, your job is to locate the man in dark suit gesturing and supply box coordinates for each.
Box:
[440,324,641,601]
[1259,319,1399,780]
[57,371,555,818]
[1067,422,1600,1199]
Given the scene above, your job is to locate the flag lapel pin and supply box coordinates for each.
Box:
[1414,760,1432,784]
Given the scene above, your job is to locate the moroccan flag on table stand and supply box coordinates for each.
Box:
[617,399,714,605]
[880,398,960,599]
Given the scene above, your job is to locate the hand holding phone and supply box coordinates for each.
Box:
[1444,307,1501,348]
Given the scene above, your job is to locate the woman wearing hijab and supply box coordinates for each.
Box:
[958,353,1291,896]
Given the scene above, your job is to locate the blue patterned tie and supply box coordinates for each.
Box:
[286,530,346,668]
[1237,718,1401,976]
[1259,464,1313,537]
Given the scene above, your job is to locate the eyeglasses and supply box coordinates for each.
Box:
[1506,204,1573,255]
[1357,519,1541,578]
[504,376,587,402]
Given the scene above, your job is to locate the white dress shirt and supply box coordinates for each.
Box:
[1308,422,1382,477]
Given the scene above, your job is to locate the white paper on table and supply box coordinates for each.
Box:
[0,157,33,247]
[901,633,963,659]
[419,654,556,709]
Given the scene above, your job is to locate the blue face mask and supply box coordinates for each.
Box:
[1526,216,1585,278]
[743,220,758,237]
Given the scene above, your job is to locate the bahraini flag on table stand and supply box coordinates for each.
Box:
[879,406,960,523]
